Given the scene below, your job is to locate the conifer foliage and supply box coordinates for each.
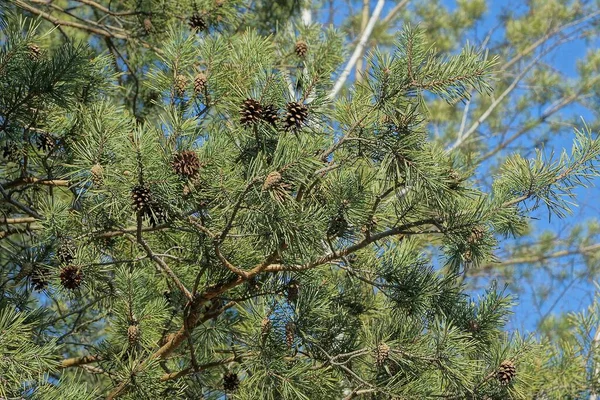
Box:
[2,2,600,400]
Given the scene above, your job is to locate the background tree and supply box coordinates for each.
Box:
[3,0,600,399]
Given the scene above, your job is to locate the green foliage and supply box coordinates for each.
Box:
[2,1,600,399]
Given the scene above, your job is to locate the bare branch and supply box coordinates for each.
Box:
[329,0,385,99]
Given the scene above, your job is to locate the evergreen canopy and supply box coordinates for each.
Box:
[2,1,600,399]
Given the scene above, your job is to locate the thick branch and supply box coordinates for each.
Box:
[59,354,102,369]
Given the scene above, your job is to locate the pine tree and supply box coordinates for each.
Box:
[2,2,600,399]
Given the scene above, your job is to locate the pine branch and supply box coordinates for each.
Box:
[329,0,385,99]
[133,235,193,301]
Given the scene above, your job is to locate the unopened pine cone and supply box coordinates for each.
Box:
[261,317,271,338]
[36,133,55,152]
[263,171,282,190]
[375,343,390,366]
[2,143,19,161]
[294,40,308,58]
[143,18,153,33]
[127,323,141,346]
[56,240,76,264]
[30,266,50,291]
[286,280,299,302]
[91,164,104,187]
[285,322,295,348]
[468,226,486,244]
[28,44,42,60]
[174,74,188,97]
[327,213,348,238]
[193,72,207,95]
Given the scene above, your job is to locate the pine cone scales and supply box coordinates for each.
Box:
[127,324,141,346]
[146,203,167,227]
[131,185,152,212]
[131,185,167,226]
[497,360,516,385]
[285,322,295,348]
[468,226,486,244]
[172,150,201,177]
[37,133,55,152]
[286,280,299,303]
[261,104,279,125]
[375,343,390,366]
[263,171,282,190]
[295,40,308,58]
[193,72,207,95]
[143,18,153,33]
[174,74,188,97]
[91,164,104,187]
[189,13,207,31]
[240,98,262,126]
[28,44,42,60]
[283,102,308,132]
[223,372,239,391]
[60,265,84,290]
[2,143,19,161]
[261,317,271,338]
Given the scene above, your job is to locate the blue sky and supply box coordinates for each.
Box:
[446,0,600,332]
[328,0,600,333]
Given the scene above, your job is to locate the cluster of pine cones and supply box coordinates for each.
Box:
[28,240,84,292]
[239,98,309,132]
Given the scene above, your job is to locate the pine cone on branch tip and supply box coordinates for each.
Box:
[286,280,299,302]
[143,18,153,33]
[260,317,271,337]
[188,13,207,31]
[60,264,84,290]
[239,98,262,126]
[468,226,486,244]
[375,343,390,366]
[327,213,348,238]
[30,266,50,291]
[127,323,141,346]
[283,102,308,132]
[131,185,153,212]
[294,40,308,58]
[497,360,516,385]
[223,372,240,391]
[193,72,207,95]
[2,142,19,161]
[262,171,282,190]
[285,322,295,348]
[27,44,42,60]
[37,133,56,152]
[172,150,201,177]
[261,104,279,125]
[91,164,104,187]
[174,74,188,97]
